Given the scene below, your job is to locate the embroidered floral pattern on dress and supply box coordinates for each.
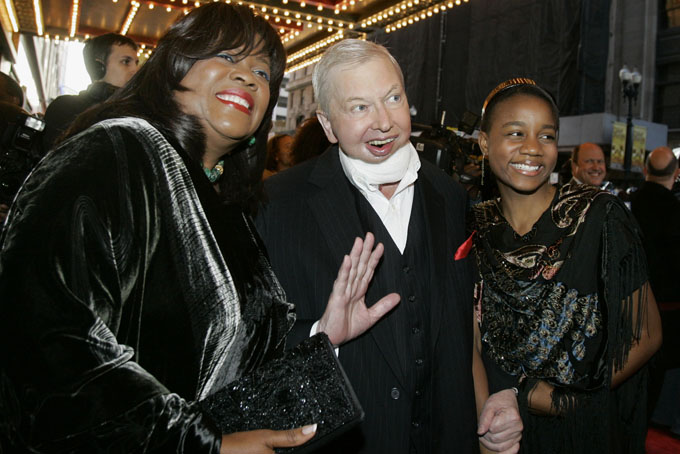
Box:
[481,278,602,384]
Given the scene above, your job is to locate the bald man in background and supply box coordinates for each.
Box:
[631,146,680,302]
[630,146,680,420]
[571,142,607,187]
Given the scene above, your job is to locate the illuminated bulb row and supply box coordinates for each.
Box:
[286,54,322,74]
[256,5,353,30]
[334,0,361,12]
[4,0,19,32]
[69,0,79,37]
[45,34,77,41]
[121,1,140,35]
[287,31,345,64]
[34,0,44,35]
[361,0,421,28]
[45,34,84,42]
[384,0,467,33]
[137,48,153,57]
[146,1,199,11]
[281,29,301,43]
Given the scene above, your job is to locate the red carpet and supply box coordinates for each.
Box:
[646,426,680,454]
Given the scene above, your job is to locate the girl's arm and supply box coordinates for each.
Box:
[520,283,662,416]
[611,284,662,388]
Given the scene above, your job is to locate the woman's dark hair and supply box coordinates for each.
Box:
[265,134,292,171]
[291,116,331,165]
[69,3,286,213]
[480,78,559,134]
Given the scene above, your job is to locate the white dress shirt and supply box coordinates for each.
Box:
[338,143,421,253]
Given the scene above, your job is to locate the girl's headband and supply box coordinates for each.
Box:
[481,77,538,116]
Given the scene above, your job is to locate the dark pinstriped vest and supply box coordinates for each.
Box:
[350,180,434,454]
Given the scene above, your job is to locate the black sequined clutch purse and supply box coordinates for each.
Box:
[199,333,364,453]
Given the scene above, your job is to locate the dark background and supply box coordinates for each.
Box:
[371,0,611,130]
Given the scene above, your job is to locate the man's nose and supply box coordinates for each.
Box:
[372,104,391,132]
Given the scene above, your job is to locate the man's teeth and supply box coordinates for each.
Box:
[510,163,540,171]
[368,137,395,146]
[216,94,251,110]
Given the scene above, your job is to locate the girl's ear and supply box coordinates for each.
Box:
[478,131,489,157]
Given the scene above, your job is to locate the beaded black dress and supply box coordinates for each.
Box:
[471,182,649,454]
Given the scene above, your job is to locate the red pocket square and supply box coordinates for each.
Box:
[454,231,476,261]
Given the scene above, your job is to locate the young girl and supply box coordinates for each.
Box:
[471,79,661,453]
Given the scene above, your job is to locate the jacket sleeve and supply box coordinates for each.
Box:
[0,125,221,453]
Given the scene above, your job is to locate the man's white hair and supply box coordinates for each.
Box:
[312,39,404,115]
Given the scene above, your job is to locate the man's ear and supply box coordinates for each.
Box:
[316,111,339,144]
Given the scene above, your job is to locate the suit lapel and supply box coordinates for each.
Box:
[307,147,408,388]
[417,171,448,349]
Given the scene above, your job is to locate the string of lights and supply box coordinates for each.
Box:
[19,0,471,73]
[68,0,79,37]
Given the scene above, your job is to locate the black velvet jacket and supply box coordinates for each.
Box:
[0,118,294,452]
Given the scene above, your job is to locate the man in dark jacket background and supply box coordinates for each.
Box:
[630,145,680,424]
[42,33,138,150]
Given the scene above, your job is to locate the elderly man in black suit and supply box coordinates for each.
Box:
[256,39,521,454]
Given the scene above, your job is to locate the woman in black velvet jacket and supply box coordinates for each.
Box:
[0,4,399,453]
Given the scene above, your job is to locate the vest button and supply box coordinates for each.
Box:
[390,387,400,400]
[412,326,420,334]
[415,358,424,366]
[408,295,416,303]
[415,389,423,397]
[412,420,420,428]
[403,266,411,274]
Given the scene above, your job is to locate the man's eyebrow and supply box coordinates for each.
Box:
[341,85,402,104]
[383,84,401,96]
[343,96,368,103]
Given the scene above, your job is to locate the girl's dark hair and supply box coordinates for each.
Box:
[68,3,286,213]
[480,78,559,134]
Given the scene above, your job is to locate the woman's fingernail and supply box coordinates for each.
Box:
[302,423,317,435]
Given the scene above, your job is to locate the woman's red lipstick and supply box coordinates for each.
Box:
[216,89,254,115]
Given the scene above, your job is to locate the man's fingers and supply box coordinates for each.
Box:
[354,235,374,287]
[488,412,523,434]
[480,435,521,453]
[266,424,317,448]
[334,255,351,286]
[367,293,400,322]
[358,242,384,288]
[476,403,494,435]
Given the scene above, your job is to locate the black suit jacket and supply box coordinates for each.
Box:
[42,82,117,151]
[256,146,478,454]
[630,181,680,303]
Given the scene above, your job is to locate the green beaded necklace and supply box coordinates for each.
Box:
[203,160,224,183]
[202,137,255,183]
